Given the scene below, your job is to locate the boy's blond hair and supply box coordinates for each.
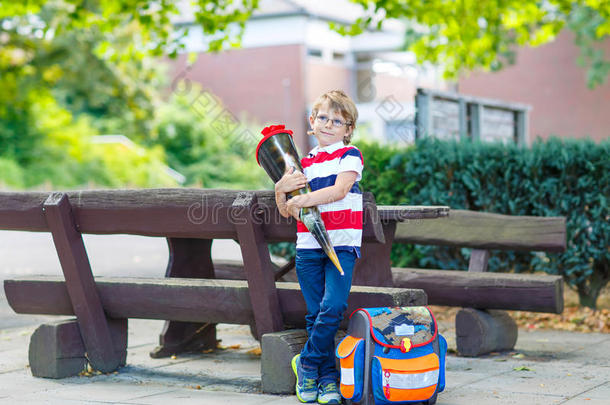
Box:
[309,90,359,145]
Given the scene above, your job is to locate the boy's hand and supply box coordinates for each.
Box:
[274,166,308,194]
[286,194,309,219]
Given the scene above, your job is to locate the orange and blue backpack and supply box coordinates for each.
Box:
[336,307,446,405]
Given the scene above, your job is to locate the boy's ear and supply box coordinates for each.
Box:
[307,115,314,135]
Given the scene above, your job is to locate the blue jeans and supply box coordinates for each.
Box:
[295,248,357,385]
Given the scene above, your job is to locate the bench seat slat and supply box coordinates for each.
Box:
[4,276,427,327]
[392,268,563,313]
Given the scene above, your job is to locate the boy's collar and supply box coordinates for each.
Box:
[307,141,345,157]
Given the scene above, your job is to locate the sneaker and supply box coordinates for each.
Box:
[317,381,341,404]
[291,354,318,403]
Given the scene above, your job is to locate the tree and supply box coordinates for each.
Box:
[340,0,610,88]
[2,1,607,95]
[0,3,169,143]
[0,2,186,187]
[0,1,269,189]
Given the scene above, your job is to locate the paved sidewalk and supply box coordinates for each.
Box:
[1,317,608,404]
[0,230,608,404]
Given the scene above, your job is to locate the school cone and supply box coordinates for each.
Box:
[256,125,344,275]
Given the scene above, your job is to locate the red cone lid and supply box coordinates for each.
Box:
[256,124,294,166]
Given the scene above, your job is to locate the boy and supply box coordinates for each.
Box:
[274,90,363,404]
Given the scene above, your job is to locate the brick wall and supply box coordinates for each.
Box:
[167,44,311,155]
[459,30,610,143]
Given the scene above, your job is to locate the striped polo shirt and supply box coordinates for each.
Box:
[296,141,364,258]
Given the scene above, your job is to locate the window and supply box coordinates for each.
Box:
[386,120,416,144]
[307,48,322,58]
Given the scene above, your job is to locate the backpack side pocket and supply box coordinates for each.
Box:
[438,335,447,393]
[371,351,440,404]
[336,335,365,402]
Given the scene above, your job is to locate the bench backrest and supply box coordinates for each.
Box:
[393,209,566,252]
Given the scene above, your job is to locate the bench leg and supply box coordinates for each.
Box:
[29,318,127,378]
[150,321,217,358]
[44,193,124,372]
[456,308,518,357]
[232,193,284,339]
[151,237,218,358]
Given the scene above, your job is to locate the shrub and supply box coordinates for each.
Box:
[0,157,25,189]
[371,137,609,308]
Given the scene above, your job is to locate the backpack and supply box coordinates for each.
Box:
[336,307,446,405]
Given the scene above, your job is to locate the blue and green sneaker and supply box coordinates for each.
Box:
[317,381,341,404]
[291,354,318,403]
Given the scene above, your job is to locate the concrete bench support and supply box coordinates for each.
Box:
[455,308,518,357]
[29,318,127,378]
[261,330,347,395]
[261,330,307,394]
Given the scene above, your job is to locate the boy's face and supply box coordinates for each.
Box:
[309,101,353,148]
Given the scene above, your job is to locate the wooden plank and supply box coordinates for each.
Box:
[0,190,384,244]
[377,205,450,222]
[3,276,428,327]
[0,191,48,231]
[393,209,566,252]
[353,222,396,287]
[212,259,297,282]
[362,193,385,244]
[468,249,489,272]
[213,260,254,280]
[43,193,122,372]
[232,192,283,338]
[392,267,563,313]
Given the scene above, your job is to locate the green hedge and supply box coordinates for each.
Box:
[357,137,609,308]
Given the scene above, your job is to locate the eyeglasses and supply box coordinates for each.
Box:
[316,114,351,128]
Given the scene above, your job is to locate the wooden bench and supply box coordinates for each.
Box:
[0,189,428,381]
[234,205,564,358]
[388,208,566,356]
[201,208,565,359]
